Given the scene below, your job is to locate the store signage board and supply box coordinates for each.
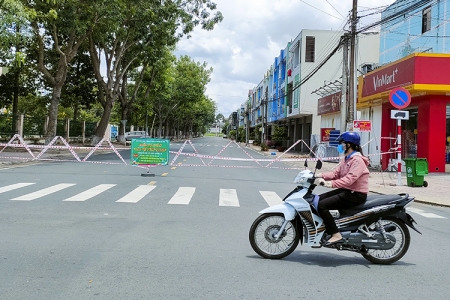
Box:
[389,87,411,109]
[131,138,170,165]
[320,128,335,142]
[391,110,410,120]
[353,120,372,132]
[329,130,340,147]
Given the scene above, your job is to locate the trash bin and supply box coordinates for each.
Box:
[404,158,428,187]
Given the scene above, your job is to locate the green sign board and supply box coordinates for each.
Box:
[131,138,170,165]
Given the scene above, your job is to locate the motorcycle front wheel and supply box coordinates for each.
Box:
[361,217,411,265]
[249,213,300,259]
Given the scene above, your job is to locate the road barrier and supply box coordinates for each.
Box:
[1,134,398,173]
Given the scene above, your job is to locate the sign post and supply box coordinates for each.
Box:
[389,87,411,186]
[131,138,170,177]
[352,120,372,132]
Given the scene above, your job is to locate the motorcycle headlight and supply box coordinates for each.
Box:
[294,170,313,184]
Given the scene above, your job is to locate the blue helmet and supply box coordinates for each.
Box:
[336,131,360,146]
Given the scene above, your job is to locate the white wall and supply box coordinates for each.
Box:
[320,113,341,130]
[358,105,383,168]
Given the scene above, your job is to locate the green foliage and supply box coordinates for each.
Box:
[236,126,245,142]
[18,93,48,117]
[215,113,225,123]
[260,142,268,151]
[0,0,224,140]
[272,125,288,141]
[60,51,97,120]
[253,124,262,144]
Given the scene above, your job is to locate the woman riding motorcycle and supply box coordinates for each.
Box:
[314,131,370,246]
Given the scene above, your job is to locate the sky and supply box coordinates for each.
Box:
[175,0,395,118]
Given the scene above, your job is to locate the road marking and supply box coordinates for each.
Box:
[63,184,116,202]
[219,188,239,207]
[0,183,35,194]
[148,181,157,185]
[168,187,196,205]
[115,185,156,203]
[407,207,447,219]
[260,191,283,206]
[171,167,176,170]
[161,173,168,177]
[11,183,76,201]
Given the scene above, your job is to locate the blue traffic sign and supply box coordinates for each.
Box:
[389,87,411,109]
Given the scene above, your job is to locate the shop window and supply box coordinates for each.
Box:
[305,36,315,62]
[287,83,293,114]
[422,7,431,34]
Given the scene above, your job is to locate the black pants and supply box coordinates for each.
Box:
[317,188,367,235]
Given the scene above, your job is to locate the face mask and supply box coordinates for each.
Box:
[337,144,345,154]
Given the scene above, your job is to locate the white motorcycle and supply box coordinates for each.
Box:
[249,160,421,264]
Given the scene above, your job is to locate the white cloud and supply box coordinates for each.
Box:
[176,0,395,117]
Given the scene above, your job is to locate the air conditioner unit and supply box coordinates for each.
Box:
[360,63,375,74]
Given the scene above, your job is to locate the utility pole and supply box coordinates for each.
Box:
[260,100,265,143]
[348,0,358,127]
[265,89,268,142]
[340,34,349,133]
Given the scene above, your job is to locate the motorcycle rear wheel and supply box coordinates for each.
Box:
[361,217,411,265]
[249,213,300,259]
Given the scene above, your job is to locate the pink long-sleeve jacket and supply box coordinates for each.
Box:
[322,152,370,194]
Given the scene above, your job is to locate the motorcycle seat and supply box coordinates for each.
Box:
[340,193,409,215]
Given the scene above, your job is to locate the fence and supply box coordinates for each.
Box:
[0,114,97,143]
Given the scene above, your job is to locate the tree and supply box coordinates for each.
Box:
[166,56,213,138]
[22,0,94,141]
[60,51,97,121]
[0,0,31,133]
[122,47,176,140]
[88,0,223,144]
[215,113,224,123]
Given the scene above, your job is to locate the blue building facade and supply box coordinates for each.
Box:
[268,48,287,123]
[380,0,450,64]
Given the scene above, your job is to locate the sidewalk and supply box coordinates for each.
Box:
[244,143,450,208]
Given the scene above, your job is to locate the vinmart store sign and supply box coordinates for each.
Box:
[358,53,450,104]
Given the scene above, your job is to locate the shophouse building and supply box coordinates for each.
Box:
[357,0,450,173]
[241,29,379,152]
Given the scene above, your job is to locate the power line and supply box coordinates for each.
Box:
[326,0,345,18]
[357,0,436,34]
[298,0,344,20]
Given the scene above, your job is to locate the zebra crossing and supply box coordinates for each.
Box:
[0,182,447,219]
[0,182,284,207]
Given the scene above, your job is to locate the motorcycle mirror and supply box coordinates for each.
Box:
[316,160,322,170]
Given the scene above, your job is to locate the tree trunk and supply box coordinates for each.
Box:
[117,106,129,143]
[158,115,163,138]
[92,100,114,145]
[45,83,64,143]
[165,120,170,139]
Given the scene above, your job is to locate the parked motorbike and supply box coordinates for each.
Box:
[249,160,421,264]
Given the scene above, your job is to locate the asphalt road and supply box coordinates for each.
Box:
[1,136,449,299]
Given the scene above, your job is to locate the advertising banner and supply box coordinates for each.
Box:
[131,139,170,165]
[320,128,335,142]
[353,120,372,132]
[317,91,341,115]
